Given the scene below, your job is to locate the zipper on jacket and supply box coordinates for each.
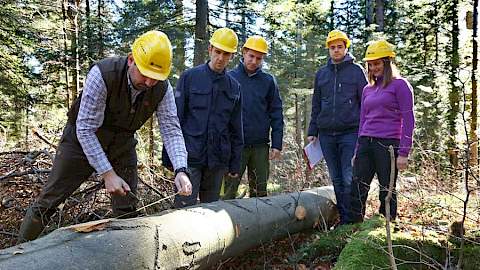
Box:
[333,65,337,126]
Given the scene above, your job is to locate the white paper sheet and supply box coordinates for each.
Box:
[303,140,324,170]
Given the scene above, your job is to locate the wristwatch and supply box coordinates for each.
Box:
[174,167,191,178]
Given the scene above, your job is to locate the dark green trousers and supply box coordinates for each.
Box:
[18,125,138,243]
[223,144,270,199]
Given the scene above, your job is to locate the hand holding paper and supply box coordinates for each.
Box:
[303,139,324,170]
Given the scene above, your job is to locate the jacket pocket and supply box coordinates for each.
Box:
[189,87,210,111]
[338,80,360,126]
[184,87,210,136]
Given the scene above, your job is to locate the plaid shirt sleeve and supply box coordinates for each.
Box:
[76,65,113,175]
[156,81,188,170]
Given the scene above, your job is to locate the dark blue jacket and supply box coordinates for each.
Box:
[308,53,367,136]
[229,62,284,150]
[174,63,243,174]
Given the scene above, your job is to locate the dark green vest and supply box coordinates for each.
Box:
[66,57,167,162]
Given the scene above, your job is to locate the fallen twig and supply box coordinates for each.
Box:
[0,231,18,237]
[32,128,56,149]
[0,169,51,182]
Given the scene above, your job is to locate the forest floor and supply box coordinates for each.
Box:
[1,150,479,269]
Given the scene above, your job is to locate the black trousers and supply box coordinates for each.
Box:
[350,136,400,222]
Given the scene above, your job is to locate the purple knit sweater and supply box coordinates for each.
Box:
[359,77,415,157]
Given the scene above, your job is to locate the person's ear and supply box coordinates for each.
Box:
[127,53,134,66]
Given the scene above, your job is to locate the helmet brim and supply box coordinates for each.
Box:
[135,61,170,81]
[210,41,237,53]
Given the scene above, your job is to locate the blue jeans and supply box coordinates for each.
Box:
[318,132,358,223]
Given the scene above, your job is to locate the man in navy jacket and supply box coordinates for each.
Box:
[172,28,243,207]
[307,30,367,224]
[223,35,284,199]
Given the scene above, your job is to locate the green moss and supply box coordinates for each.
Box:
[457,245,480,270]
[296,215,479,269]
[291,216,384,265]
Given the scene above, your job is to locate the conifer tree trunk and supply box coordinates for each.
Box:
[366,0,373,26]
[62,0,70,108]
[175,0,186,73]
[225,0,230,27]
[375,0,384,31]
[85,0,93,65]
[470,0,478,166]
[448,0,460,168]
[194,0,208,66]
[97,0,104,58]
[67,0,80,101]
[240,3,247,43]
[329,0,335,30]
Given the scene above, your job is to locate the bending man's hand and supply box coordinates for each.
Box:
[103,170,131,196]
[175,172,192,196]
[307,136,317,143]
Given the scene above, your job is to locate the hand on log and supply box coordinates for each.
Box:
[175,172,192,196]
[102,170,130,196]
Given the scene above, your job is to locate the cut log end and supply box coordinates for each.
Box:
[295,205,307,221]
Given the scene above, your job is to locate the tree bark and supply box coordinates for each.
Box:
[67,0,80,101]
[85,0,93,65]
[448,0,460,168]
[470,0,478,166]
[97,0,104,58]
[366,0,373,26]
[225,0,230,27]
[193,0,208,66]
[174,0,186,73]
[240,3,247,43]
[61,0,70,108]
[375,0,384,31]
[329,0,335,30]
[0,187,338,270]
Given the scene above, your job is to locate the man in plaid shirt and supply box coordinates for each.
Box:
[17,31,192,243]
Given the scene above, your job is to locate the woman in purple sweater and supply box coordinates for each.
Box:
[349,40,415,223]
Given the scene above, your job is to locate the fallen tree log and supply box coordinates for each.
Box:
[0,186,337,270]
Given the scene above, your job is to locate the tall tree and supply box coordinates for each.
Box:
[67,0,80,101]
[97,0,104,57]
[366,0,374,27]
[62,0,71,108]
[447,0,460,167]
[194,0,208,66]
[173,0,187,77]
[375,0,384,31]
[469,0,478,165]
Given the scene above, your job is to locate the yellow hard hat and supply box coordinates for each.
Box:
[209,27,238,53]
[325,30,351,48]
[132,30,172,81]
[243,35,268,54]
[363,40,396,61]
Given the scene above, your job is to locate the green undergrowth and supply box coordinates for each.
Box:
[292,215,480,269]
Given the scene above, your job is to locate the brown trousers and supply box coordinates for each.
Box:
[18,124,138,243]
